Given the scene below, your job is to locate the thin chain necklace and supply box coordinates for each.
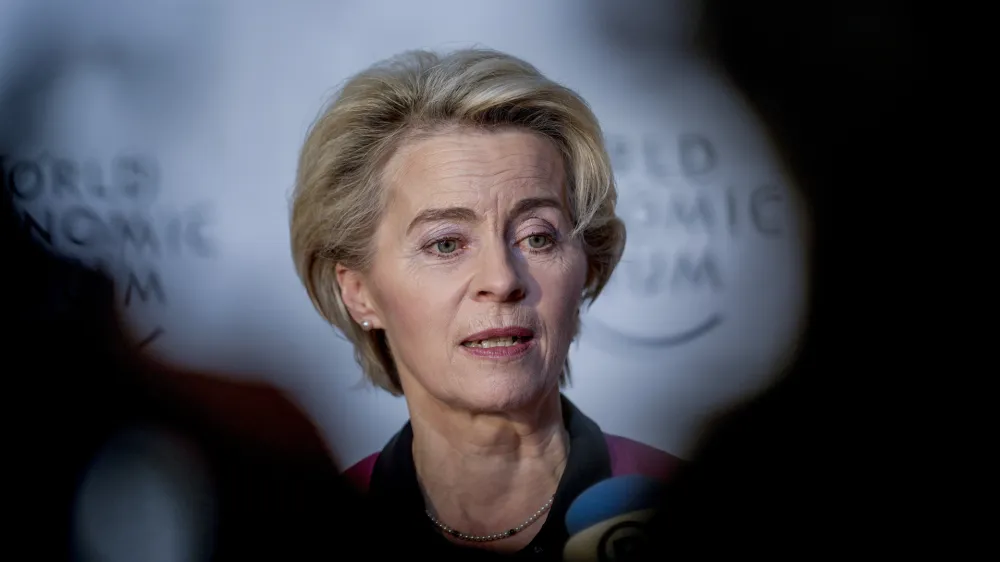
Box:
[425,495,555,543]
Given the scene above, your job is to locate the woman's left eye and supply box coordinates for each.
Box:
[522,234,554,250]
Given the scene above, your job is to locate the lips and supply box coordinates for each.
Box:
[461,327,535,348]
[460,326,535,359]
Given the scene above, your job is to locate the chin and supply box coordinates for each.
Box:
[457,374,557,415]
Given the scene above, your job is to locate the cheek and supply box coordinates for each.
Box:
[369,264,459,344]
[536,247,588,324]
[372,275,426,332]
[560,243,590,297]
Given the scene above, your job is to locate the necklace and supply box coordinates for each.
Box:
[425,495,555,543]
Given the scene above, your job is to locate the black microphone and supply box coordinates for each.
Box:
[562,474,664,562]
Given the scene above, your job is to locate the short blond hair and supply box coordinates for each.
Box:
[290,48,625,395]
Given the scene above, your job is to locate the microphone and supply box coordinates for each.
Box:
[563,474,664,562]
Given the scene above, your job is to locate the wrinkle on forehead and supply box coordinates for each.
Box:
[382,128,566,207]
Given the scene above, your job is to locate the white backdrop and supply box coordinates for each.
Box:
[3,0,808,469]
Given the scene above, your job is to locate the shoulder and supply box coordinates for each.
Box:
[603,433,683,481]
[343,452,380,493]
[343,431,683,490]
[341,421,414,494]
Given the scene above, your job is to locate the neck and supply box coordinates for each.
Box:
[407,386,569,530]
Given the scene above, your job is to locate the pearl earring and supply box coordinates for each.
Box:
[361,320,372,331]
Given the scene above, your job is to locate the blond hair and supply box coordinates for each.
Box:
[290,48,625,395]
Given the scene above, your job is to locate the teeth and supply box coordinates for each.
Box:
[464,336,522,348]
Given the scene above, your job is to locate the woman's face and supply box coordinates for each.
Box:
[340,128,588,414]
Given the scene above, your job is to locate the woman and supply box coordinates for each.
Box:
[289,48,679,559]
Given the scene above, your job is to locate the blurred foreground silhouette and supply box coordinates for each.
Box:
[0,6,374,559]
[4,180,360,562]
[0,39,358,558]
[638,0,926,556]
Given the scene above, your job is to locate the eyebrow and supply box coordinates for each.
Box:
[406,197,565,235]
[510,197,564,220]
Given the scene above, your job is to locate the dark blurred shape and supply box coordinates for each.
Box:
[2,29,358,562]
[5,179,358,562]
[587,0,702,53]
[632,0,928,557]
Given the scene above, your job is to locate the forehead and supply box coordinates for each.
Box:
[382,128,567,212]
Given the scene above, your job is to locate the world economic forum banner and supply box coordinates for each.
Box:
[3,0,806,475]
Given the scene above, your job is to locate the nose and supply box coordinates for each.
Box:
[470,240,526,303]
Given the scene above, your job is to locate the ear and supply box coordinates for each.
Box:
[335,264,382,329]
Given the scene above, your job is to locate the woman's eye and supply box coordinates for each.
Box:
[435,239,459,254]
[526,234,552,249]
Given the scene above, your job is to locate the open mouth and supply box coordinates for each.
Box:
[461,335,534,348]
[459,327,535,358]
